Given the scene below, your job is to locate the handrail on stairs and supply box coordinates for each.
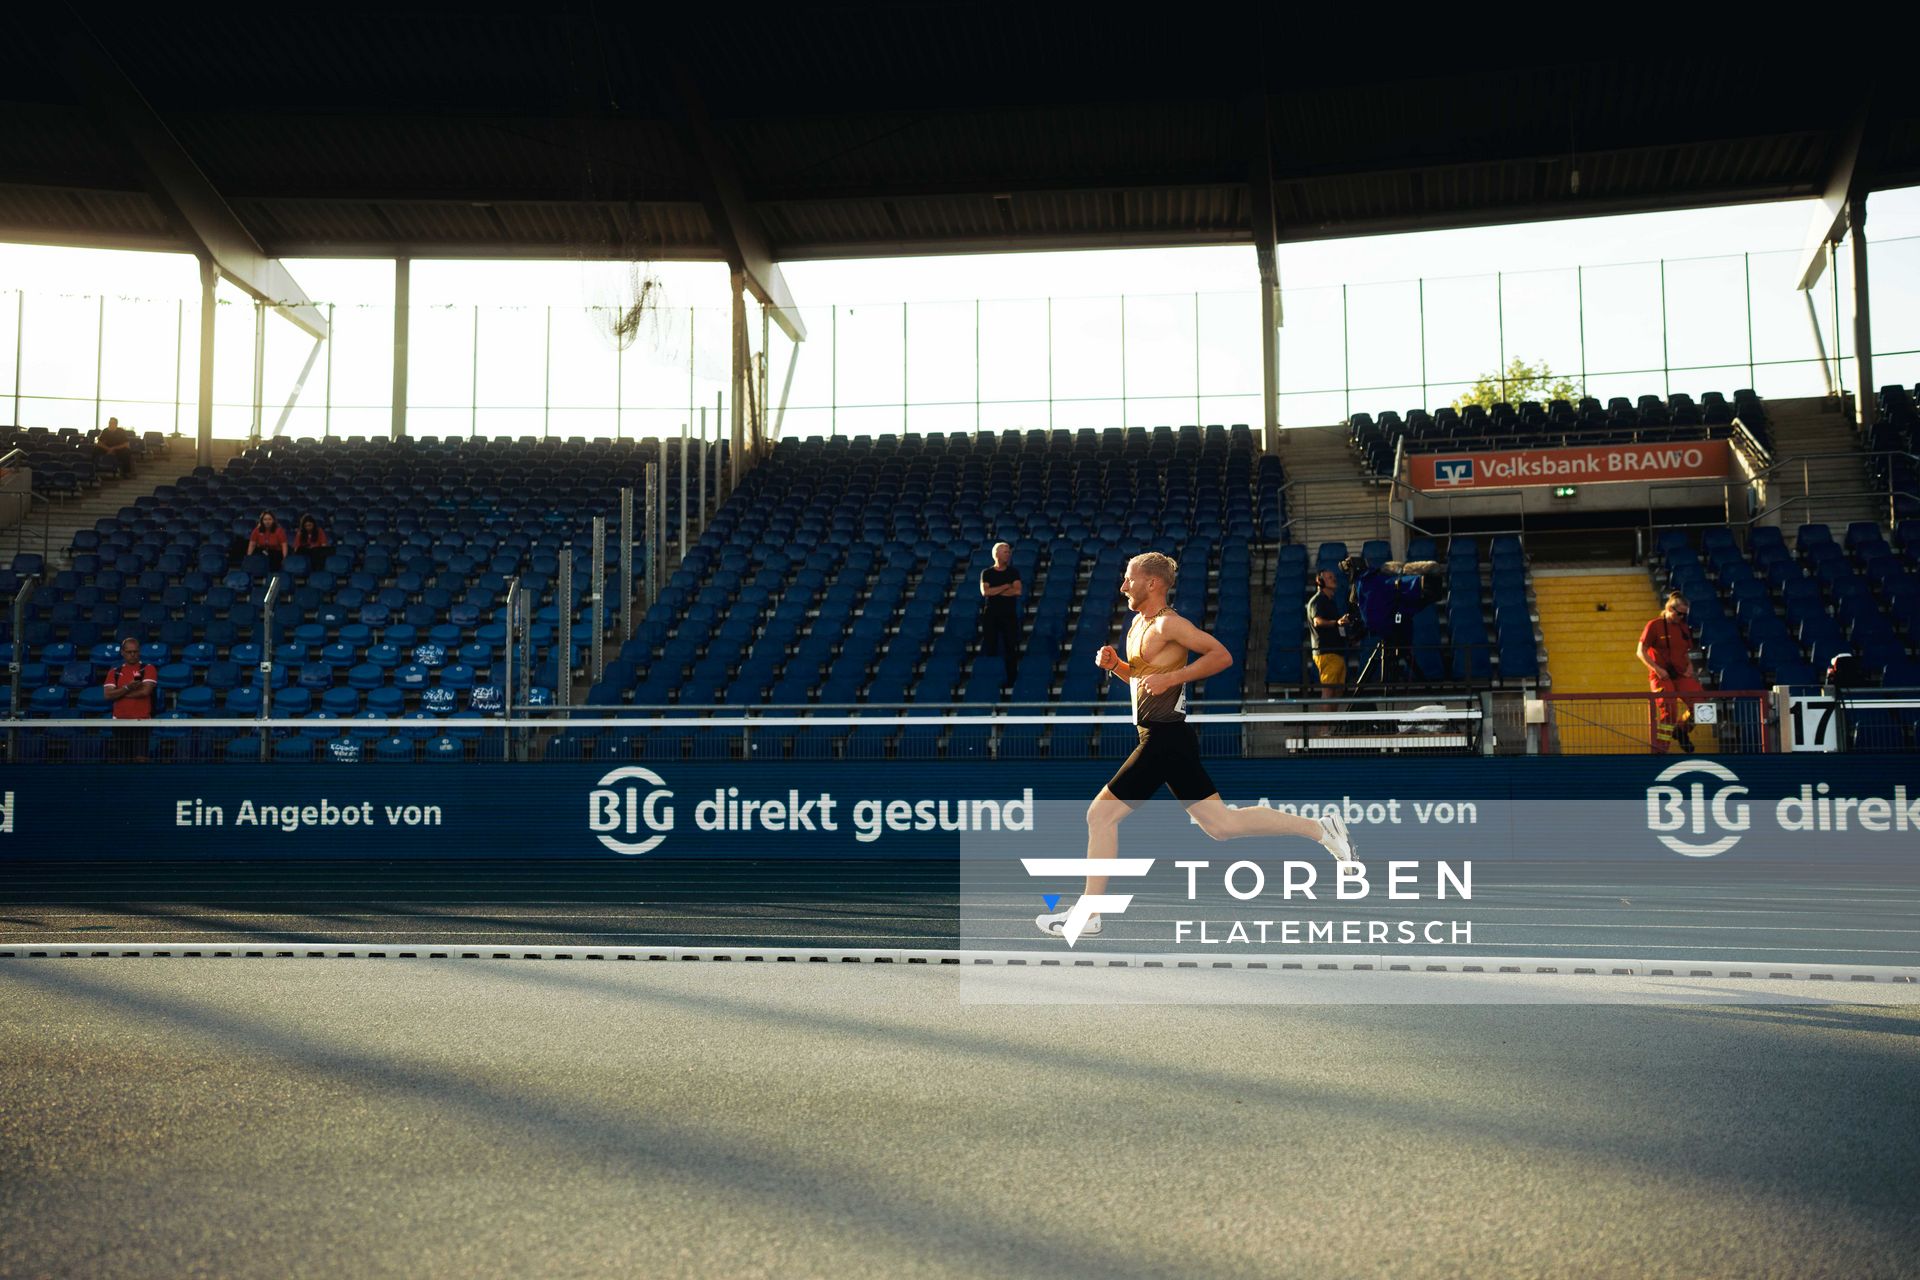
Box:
[1728,416,1771,471]
[1739,447,1917,532]
[1274,474,1404,552]
[1641,447,1919,557]
[5,491,50,568]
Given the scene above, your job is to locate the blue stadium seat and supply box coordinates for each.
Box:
[374,735,415,763]
[273,736,315,763]
[299,712,340,741]
[224,735,264,763]
[320,686,360,716]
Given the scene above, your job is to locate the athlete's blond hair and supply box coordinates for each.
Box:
[1128,552,1178,590]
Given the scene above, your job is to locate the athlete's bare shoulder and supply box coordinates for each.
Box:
[1138,608,1185,658]
[1157,609,1226,656]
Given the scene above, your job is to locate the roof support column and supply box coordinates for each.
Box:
[391,257,410,440]
[250,300,266,441]
[1796,100,1884,429]
[731,270,746,487]
[1260,278,1280,454]
[196,257,215,469]
[1242,92,1282,452]
[1848,196,1875,429]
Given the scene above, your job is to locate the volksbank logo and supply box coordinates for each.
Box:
[1646,759,1750,857]
[588,767,675,855]
[1435,458,1474,487]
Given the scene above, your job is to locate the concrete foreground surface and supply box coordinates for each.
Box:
[2,961,1917,1279]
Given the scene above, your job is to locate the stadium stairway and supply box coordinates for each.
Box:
[36,438,248,571]
[1534,567,1717,752]
[1273,425,1389,553]
[1762,396,1884,537]
[1534,570,1659,692]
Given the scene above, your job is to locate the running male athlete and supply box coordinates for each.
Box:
[1036,552,1359,940]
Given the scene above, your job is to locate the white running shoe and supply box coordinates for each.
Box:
[1318,811,1359,864]
[1035,909,1102,939]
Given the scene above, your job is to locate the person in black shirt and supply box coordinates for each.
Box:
[978,542,1023,689]
[1307,569,1352,735]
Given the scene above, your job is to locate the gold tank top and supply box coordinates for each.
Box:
[1127,607,1188,725]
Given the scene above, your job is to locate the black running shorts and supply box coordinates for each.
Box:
[1104,721,1218,805]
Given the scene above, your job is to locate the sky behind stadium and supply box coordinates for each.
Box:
[1,185,1916,438]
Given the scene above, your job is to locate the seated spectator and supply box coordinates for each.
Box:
[293,512,330,554]
[247,511,288,570]
[96,417,134,478]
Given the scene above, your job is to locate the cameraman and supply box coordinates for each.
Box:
[1307,568,1352,734]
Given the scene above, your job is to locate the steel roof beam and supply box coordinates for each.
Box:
[666,69,805,343]
[1795,100,1886,292]
[56,19,328,340]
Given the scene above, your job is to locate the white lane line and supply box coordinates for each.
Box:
[0,942,1915,983]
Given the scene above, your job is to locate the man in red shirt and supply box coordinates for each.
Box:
[103,635,158,763]
[1637,592,1702,754]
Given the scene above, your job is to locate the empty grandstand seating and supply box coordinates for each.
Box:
[589,424,1264,762]
[0,434,695,762]
[1349,390,1768,478]
[1652,518,1920,747]
[0,424,1301,764]
[0,424,166,499]
[1868,384,1920,521]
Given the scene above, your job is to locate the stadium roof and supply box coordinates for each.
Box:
[1,13,1913,263]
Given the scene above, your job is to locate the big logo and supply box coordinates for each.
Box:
[1645,759,1750,857]
[1435,458,1475,487]
[588,766,676,855]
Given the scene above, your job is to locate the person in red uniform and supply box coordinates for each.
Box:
[102,635,158,763]
[246,510,288,570]
[292,512,330,554]
[1637,591,1701,754]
